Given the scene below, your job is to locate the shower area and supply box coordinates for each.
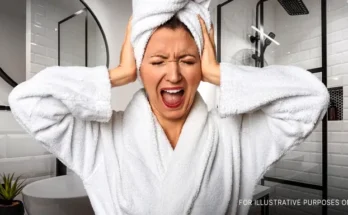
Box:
[217,0,348,214]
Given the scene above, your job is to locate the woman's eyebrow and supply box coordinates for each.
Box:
[179,54,197,58]
[150,54,168,58]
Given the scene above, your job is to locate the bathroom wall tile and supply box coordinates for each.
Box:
[328,165,343,177]
[310,47,321,59]
[33,0,47,8]
[342,28,348,41]
[338,52,348,64]
[303,153,322,164]
[305,131,322,142]
[328,31,342,44]
[328,143,343,154]
[338,166,348,178]
[330,154,348,166]
[45,28,57,42]
[32,4,45,17]
[30,62,45,73]
[31,23,45,36]
[341,53,348,67]
[0,112,26,134]
[0,135,6,158]
[339,142,348,155]
[328,0,348,12]
[328,54,342,66]
[344,109,348,120]
[6,134,50,158]
[332,40,348,55]
[34,34,50,47]
[31,43,46,56]
[308,173,322,185]
[332,63,348,76]
[34,54,55,66]
[328,121,343,132]
[0,155,55,179]
[329,132,348,143]
[33,13,45,26]
[343,121,348,131]
[300,37,321,51]
[329,176,348,189]
[330,17,348,33]
[46,47,58,59]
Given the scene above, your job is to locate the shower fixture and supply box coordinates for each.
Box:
[250,0,309,67]
[278,0,309,16]
[250,26,279,46]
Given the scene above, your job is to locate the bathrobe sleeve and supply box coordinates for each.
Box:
[8,66,112,180]
[218,63,330,182]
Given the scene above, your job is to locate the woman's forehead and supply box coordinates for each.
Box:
[145,27,198,55]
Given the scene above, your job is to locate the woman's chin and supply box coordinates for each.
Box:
[159,108,186,121]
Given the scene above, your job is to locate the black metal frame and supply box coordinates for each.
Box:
[0,67,18,111]
[217,0,328,214]
[56,2,110,176]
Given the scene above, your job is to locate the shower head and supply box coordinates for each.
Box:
[278,0,309,16]
[261,32,276,57]
[264,32,276,47]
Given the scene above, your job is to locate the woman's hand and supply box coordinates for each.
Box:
[109,16,137,87]
[198,15,220,85]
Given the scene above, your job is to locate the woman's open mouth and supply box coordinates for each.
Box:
[160,87,185,109]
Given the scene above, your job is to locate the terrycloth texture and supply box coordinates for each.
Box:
[8,64,329,215]
[131,0,212,70]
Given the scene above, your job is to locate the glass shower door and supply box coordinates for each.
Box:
[217,0,328,214]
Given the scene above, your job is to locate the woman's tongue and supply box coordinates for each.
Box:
[162,91,183,105]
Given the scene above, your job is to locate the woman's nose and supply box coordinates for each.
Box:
[165,61,182,83]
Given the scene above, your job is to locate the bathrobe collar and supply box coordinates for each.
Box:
[122,88,219,213]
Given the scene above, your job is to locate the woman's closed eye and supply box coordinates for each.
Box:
[151,61,164,66]
[181,60,195,65]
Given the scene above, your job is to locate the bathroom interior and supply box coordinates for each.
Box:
[0,0,347,214]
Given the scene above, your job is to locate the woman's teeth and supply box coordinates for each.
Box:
[163,89,183,94]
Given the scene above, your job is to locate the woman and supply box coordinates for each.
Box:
[9,15,329,215]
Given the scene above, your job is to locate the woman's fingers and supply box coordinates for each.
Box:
[197,15,210,47]
[209,23,216,56]
[119,16,136,76]
[198,15,216,59]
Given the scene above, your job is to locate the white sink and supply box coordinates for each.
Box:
[22,174,94,215]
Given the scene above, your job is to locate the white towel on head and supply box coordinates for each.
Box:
[131,0,212,80]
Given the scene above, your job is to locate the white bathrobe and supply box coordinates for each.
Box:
[8,63,329,215]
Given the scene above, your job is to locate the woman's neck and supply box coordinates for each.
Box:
[156,116,186,150]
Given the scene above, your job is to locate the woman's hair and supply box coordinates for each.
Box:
[160,16,193,37]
